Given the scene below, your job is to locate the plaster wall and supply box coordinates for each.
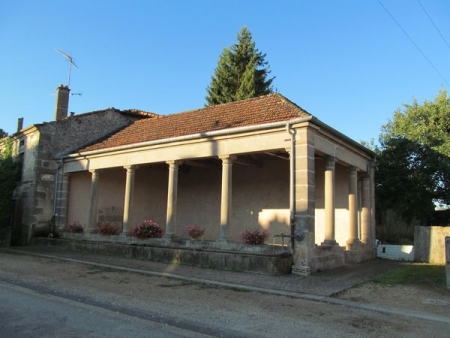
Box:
[67,171,91,227]
[231,156,289,242]
[177,164,221,240]
[97,167,126,226]
[132,165,168,230]
[66,155,290,242]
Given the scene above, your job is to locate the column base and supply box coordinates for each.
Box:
[346,238,361,250]
[321,239,337,246]
[163,233,175,241]
[119,231,132,239]
[292,265,311,277]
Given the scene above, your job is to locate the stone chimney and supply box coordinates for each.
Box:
[54,84,70,121]
[17,117,24,132]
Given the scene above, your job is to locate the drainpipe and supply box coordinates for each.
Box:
[53,159,64,217]
[286,122,296,251]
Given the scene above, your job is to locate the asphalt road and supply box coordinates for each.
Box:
[0,251,448,337]
[0,281,209,338]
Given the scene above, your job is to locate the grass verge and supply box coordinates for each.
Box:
[373,263,446,288]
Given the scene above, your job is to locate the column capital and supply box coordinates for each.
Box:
[166,160,180,167]
[348,166,357,176]
[89,169,98,175]
[325,156,336,169]
[123,165,138,171]
[219,154,236,162]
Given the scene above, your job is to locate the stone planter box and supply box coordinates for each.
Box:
[61,233,85,240]
[32,237,293,275]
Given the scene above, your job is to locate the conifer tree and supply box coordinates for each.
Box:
[206,27,274,106]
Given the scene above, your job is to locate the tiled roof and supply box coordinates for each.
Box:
[118,109,160,118]
[78,93,311,152]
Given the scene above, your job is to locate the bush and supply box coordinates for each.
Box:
[184,225,205,239]
[132,220,164,239]
[66,221,84,234]
[95,223,122,235]
[240,228,270,245]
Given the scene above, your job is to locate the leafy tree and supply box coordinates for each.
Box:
[376,89,450,225]
[205,27,274,106]
[0,129,7,139]
[0,137,20,226]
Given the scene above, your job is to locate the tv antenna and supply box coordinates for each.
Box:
[56,48,78,87]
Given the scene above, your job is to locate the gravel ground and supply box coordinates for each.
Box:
[336,281,450,318]
[0,252,449,337]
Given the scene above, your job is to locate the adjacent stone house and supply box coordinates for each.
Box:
[58,93,376,274]
[2,85,156,245]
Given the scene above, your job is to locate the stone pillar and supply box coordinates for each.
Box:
[323,156,336,245]
[122,165,136,236]
[291,128,315,276]
[55,172,70,230]
[219,155,234,242]
[87,169,99,233]
[361,174,372,244]
[347,166,360,249]
[164,161,179,240]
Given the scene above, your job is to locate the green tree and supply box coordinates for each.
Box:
[0,137,20,227]
[0,129,8,139]
[205,27,274,106]
[376,89,450,225]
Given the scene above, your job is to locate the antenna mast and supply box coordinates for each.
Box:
[56,48,78,87]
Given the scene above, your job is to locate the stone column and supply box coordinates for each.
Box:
[323,156,337,245]
[87,169,99,233]
[164,161,179,240]
[122,165,136,236]
[55,172,70,230]
[291,128,315,276]
[347,166,360,249]
[361,173,372,244]
[219,155,234,242]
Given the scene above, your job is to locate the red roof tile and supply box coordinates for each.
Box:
[79,94,311,152]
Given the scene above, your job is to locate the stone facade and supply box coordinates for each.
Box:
[5,109,153,245]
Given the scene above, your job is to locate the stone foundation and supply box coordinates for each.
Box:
[32,237,293,275]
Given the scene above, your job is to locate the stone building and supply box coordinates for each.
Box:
[2,85,156,245]
[57,93,376,274]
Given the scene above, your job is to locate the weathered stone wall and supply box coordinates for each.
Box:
[414,226,450,264]
[39,110,133,157]
[13,110,145,243]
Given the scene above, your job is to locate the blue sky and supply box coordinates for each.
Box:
[1,0,449,144]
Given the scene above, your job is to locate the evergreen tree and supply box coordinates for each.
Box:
[206,27,274,106]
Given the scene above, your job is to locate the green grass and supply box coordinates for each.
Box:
[373,263,446,287]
